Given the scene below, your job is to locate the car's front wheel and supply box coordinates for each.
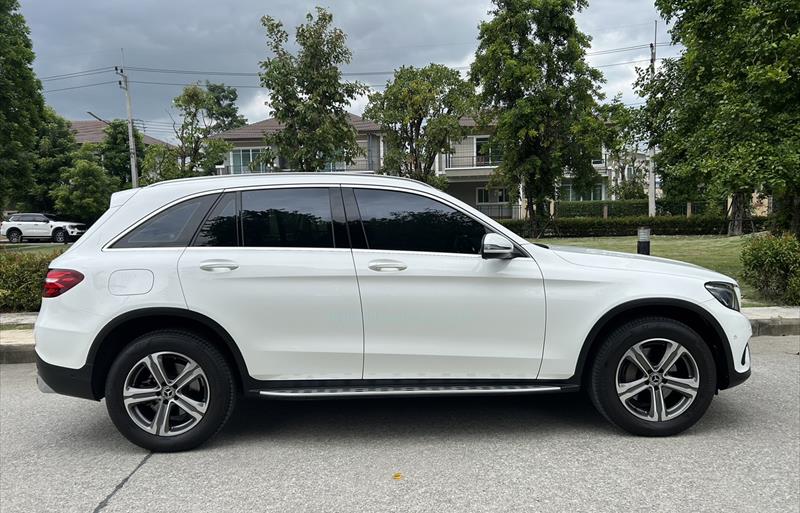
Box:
[589,317,717,436]
[52,228,66,243]
[105,330,237,452]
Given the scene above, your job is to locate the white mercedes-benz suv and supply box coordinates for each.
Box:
[35,173,751,451]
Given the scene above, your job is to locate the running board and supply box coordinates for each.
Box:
[257,384,570,398]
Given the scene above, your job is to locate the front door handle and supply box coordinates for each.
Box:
[199,260,239,272]
[368,260,407,272]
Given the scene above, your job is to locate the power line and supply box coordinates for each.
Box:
[43,80,118,93]
[39,66,115,81]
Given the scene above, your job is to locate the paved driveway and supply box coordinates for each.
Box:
[1,335,798,513]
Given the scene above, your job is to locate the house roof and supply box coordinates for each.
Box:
[209,113,381,141]
[69,120,172,147]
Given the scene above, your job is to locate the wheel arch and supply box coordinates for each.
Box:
[575,298,735,390]
[88,308,250,399]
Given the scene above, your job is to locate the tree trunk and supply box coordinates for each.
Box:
[790,192,800,238]
[727,191,746,236]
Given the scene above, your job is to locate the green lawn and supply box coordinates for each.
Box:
[0,243,70,256]
[534,235,770,306]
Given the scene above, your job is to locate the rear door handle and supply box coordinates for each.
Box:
[368,260,407,272]
[199,260,239,272]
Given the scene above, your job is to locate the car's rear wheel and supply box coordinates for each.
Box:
[105,330,236,452]
[589,317,717,436]
[52,228,66,243]
[6,229,22,243]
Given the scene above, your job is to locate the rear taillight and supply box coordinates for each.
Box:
[43,269,84,298]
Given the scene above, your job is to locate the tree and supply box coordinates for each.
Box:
[171,84,236,176]
[139,144,181,185]
[364,64,475,188]
[637,0,800,235]
[599,98,648,200]
[0,0,44,210]
[51,145,120,223]
[27,107,78,212]
[205,82,247,133]
[101,120,144,187]
[470,0,604,231]
[258,7,367,172]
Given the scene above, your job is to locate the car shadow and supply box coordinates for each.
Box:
[214,392,614,447]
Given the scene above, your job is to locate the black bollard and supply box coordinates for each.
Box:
[637,227,651,255]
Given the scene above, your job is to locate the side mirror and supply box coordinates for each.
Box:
[481,233,515,259]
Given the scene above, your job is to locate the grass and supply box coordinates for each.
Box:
[0,243,70,256]
[534,234,772,307]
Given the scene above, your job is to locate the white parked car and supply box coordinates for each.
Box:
[1,213,85,243]
[35,173,751,451]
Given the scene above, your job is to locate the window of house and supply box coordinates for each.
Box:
[475,136,495,166]
[476,187,509,204]
[353,188,487,254]
[231,148,268,174]
[558,182,604,201]
[194,193,238,247]
[241,188,334,248]
[112,194,218,248]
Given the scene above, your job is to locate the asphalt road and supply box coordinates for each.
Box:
[1,336,798,513]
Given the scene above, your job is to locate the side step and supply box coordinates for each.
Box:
[258,384,570,398]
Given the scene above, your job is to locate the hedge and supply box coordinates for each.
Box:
[0,251,60,312]
[556,199,720,218]
[499,215,768,239]
[741,233,800,305]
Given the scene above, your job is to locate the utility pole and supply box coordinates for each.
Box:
[115,66,139,188]
[647,20,657,217]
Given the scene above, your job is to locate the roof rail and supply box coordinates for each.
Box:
[144,171,435,189]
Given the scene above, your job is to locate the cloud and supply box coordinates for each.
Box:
[23,0,679,125]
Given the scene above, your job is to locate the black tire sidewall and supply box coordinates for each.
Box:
[591,318,717,436]
[8,230,21,243]
[105,331,235,452]
[53,229,65,243]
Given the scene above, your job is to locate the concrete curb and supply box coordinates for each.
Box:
[2,315,798,366]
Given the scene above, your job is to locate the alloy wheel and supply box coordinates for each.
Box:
[122,351,210,436]
[615,338,700,422]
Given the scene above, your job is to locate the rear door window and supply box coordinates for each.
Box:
[194,193,238,247]
[241,188,334,248]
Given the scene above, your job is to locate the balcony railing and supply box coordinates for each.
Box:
[475,204,521,219]
[445,155,503,169]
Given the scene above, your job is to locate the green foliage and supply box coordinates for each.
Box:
[139,144,182,185]
[741,233,800,305]
[28,107,77,212]
[172,84,236,176]
[0,250,60,312]
[364,64,475,185]
[258,7,367,172]
[204,82,247,133]
[51,156,120,223]
[637,0,800,235]
[101,120,145,187]
[556,199,718,218]
[0,0,44,210]
[598,97,648,200]
[500,215,765,238]
[470,0,604,221]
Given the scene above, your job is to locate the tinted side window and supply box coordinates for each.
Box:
[32,215,48,222]
[17,215,35,222]
[194,193,238,247]
[354,189,487,254]
[113,194,217,248]
[241,188,333,248]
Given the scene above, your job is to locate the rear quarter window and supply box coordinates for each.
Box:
[111,194,218,248]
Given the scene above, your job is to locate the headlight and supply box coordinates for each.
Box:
[705,282,740,311]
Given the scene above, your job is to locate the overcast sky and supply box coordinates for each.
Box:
[23,0,680,142]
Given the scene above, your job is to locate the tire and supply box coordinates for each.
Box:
[52,228,66,243]
[105,330,237,452]
[6,229,22,243]
[589,317,717,436]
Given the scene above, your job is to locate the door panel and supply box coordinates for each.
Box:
[177,186,364,381]
[346,186,546,380]
[354,250,545,379]
[179,247,364,381]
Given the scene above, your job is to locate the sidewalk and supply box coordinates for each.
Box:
[1,308,798,364]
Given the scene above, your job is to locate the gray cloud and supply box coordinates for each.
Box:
[23,0,680,141]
